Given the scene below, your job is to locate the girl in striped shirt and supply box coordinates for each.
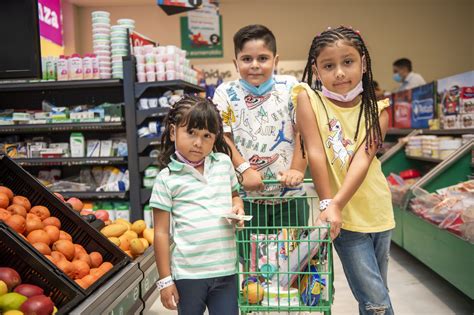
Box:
[151,95,244,315]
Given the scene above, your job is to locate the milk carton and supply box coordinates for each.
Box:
[69,54,83,80]
[82,54,93,80]
[57,55,69,81]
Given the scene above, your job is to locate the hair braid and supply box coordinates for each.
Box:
[302,26,383,153]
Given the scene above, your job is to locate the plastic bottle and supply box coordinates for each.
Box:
[91,54,100,79]
[57,55,69,81]
[82,54,93,80]
[46,57,57,81]
[69,54,83,80]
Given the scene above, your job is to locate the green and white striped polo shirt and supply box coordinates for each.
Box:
[150,152,240,280]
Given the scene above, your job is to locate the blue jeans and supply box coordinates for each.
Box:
[334,229,394,315]
[174,274,238,315]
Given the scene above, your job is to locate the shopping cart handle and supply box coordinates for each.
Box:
[261,178,313,184]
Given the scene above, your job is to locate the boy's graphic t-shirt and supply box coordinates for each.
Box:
[149,152,239,280]
[213,75,304,199]
[292,83,395,233]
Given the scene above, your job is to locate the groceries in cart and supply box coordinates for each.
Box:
[242,224,329,307]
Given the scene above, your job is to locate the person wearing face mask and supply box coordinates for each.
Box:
[392,58,426,92]
[213,25,309,256]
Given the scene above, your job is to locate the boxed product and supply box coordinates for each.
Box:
[87,140,101,157]
[437,71,474,128]
[411,83,435,129]
[393,89,412,128]
[460,113,474,128]
[460,87,474,114]
[70,133,85,157]
[100,140,113,157]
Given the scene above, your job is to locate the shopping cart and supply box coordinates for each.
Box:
[236,179,333,315]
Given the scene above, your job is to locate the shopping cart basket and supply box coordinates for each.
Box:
[236,179,333,314]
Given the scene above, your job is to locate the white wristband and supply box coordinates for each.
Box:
[319,199,332,211]
[236,161,251,174]
[156,276,174,291]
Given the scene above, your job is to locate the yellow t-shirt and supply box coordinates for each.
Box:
[292,83,395,233]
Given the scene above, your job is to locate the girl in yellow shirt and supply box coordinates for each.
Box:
[293,26,395,315]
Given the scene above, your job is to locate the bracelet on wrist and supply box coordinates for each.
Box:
[236,161,251,174]
[319,199,332,211]
[156,275,174,290]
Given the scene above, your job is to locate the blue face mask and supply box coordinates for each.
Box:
[239,76,275,96]
[393,73,402,83]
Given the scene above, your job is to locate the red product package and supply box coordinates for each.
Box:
[399,169,421,179]
[393,90,412,128]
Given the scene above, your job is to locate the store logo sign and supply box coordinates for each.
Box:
[38,0,63,46]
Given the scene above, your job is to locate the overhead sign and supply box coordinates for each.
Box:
[180,2,222,59]
[38,0,63,46]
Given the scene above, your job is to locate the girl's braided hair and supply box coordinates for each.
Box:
[302,26,383,152]
[158,95,231,168]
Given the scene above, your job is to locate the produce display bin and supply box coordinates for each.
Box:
[0,222,84,314]
[135,247,160,313]
[0,155,131,296]
[69,262,143,315]
[403,140,473,299]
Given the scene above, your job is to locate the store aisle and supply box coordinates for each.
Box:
[147,243,473,315]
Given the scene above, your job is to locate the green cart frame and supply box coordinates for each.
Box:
[236,180,334,314]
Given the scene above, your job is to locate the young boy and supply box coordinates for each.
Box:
[213,24,307,229]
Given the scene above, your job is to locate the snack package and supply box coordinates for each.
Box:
[300,260,326,306]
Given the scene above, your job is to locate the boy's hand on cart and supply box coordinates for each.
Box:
[242,168,265,191]
[161,284,180,310]
[278,169,304,187]
[320,202,342,239]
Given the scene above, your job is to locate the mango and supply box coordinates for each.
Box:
[0,292,27,311]
[122,230,138,241]
[142,228,154,245]
[108,237,121,247]
[131,220,146,235]
[101,224,128,238]
[114,218,131,230]
[138,238,149,249]
[130,238,145,256]
[0,280,7,296]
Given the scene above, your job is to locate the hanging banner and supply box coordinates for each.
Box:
[130,31,157,47]
[157,0,203,15]
[180,2,223,59]
[38,0,63,47]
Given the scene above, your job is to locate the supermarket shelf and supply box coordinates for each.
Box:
[70,262,142,315]
[135,80,204,98]
[421,128,474,135]
[139,156,158,172]
[14,156,127,166]
[0,79,122,92]
[56,191,128,200]
[386,128,474,136]
[141,188,152,203]
[0,122,125,134]
[406,155,444,163]
[386,128,414,136]
[136,107,170,125]
[138,137,161,153]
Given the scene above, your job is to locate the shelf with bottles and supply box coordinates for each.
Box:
[0,78,122,92]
